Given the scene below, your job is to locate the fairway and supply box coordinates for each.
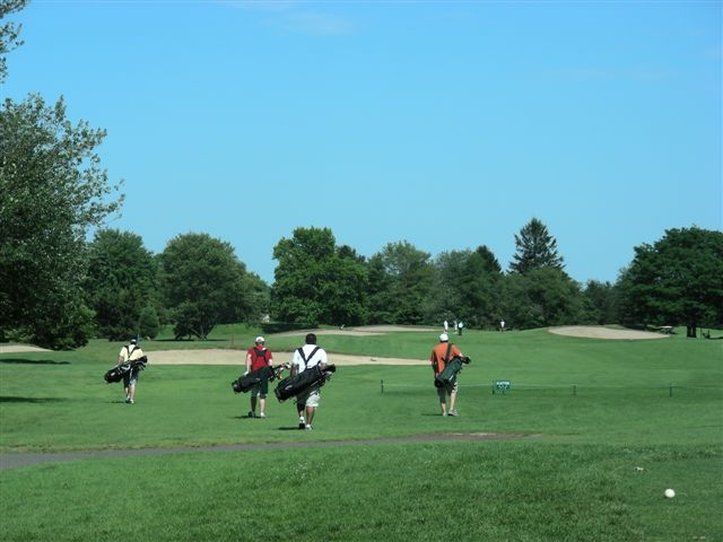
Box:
[1,327,721,541]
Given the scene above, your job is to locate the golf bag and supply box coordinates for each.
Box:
[434,356,471,388]
[231,365,284,393]
[104,356,148,384]
[274,363,336,402]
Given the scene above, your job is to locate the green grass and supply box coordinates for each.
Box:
[1,443,720,541]
[1,327,721,540]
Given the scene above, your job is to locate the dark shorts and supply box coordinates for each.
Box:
[436,378,458,399]
[250,379,268,397]
[122,367,140,387]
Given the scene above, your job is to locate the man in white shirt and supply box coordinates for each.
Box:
[117,338,144,404]
[291,333,328,430]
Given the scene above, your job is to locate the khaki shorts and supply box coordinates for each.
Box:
[436,379,458,400]
[297,387,320,408]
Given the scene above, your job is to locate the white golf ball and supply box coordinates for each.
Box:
[664,488,675,498]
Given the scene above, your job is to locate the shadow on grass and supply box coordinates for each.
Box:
[0,396,67,403]
[278,426,304,431]
[0,359,70,365]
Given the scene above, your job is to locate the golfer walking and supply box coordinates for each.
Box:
[245,336,274,418]
[429,332,464,416]
[291,333,328,430]
[117,338,144,404]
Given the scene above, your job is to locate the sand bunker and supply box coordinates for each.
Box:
[271,325,439,338]
[148,349,424,366]
[0,344,50,354]
[548,326,669,340]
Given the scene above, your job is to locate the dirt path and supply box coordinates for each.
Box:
[0,432,536,471]
[548,326,669,340]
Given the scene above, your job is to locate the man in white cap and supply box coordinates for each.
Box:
[117,338,144,404]
[244,336,274,418]
[429,332,464,416]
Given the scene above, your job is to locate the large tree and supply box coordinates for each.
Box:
[366,241,434,325]
[0,95,122,348]
[429,245,503,328]
[509,218,564,274]
[159,233,263,340]
[501,267,583,330]
[84,229,158,340]
[580,280,619,325]
[618,227,723,337]
[271,227,367,326]
[0,0,27,84]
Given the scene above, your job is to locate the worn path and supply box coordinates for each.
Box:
[1,432,536,471]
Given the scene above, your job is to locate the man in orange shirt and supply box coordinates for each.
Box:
[429,332,463,416]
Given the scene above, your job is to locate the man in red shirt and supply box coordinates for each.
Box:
[429,332,463,416]
[245,336,274,418]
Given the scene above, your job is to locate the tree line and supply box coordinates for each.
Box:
[2,1,721,348]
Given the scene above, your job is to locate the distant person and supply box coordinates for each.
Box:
[291,333,328,430]
[457,321,464,336]
[429,332,464,416]
[245,336,274,418]
[500,320,505,332]
[117,338,144,404]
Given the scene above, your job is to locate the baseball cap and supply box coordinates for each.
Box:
[439,333,449,342]
[255,336,265,343]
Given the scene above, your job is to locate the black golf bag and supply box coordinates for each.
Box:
[104,356,148,384]
[231,365,284,393]
[274,364,336,402]
[434,356,471,388]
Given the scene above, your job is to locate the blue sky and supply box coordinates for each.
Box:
[3,1,721,284]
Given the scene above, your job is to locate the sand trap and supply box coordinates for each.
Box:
[548,326,669,340]
[271,325,439,338]
[148,349,424,366]
[0,344,50,354]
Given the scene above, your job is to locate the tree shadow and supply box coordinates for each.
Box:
[0,396,67,403]
[0,358,70,365]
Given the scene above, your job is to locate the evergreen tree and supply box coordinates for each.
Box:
[510,218,564,274]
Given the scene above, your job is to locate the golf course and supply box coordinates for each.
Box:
[1,325,721,541]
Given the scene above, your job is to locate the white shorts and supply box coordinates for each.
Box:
[297,387,320,408]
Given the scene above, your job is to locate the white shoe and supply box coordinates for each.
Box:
[258,412,266,418]
[298,417,305,429]
[305,424,313,430]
